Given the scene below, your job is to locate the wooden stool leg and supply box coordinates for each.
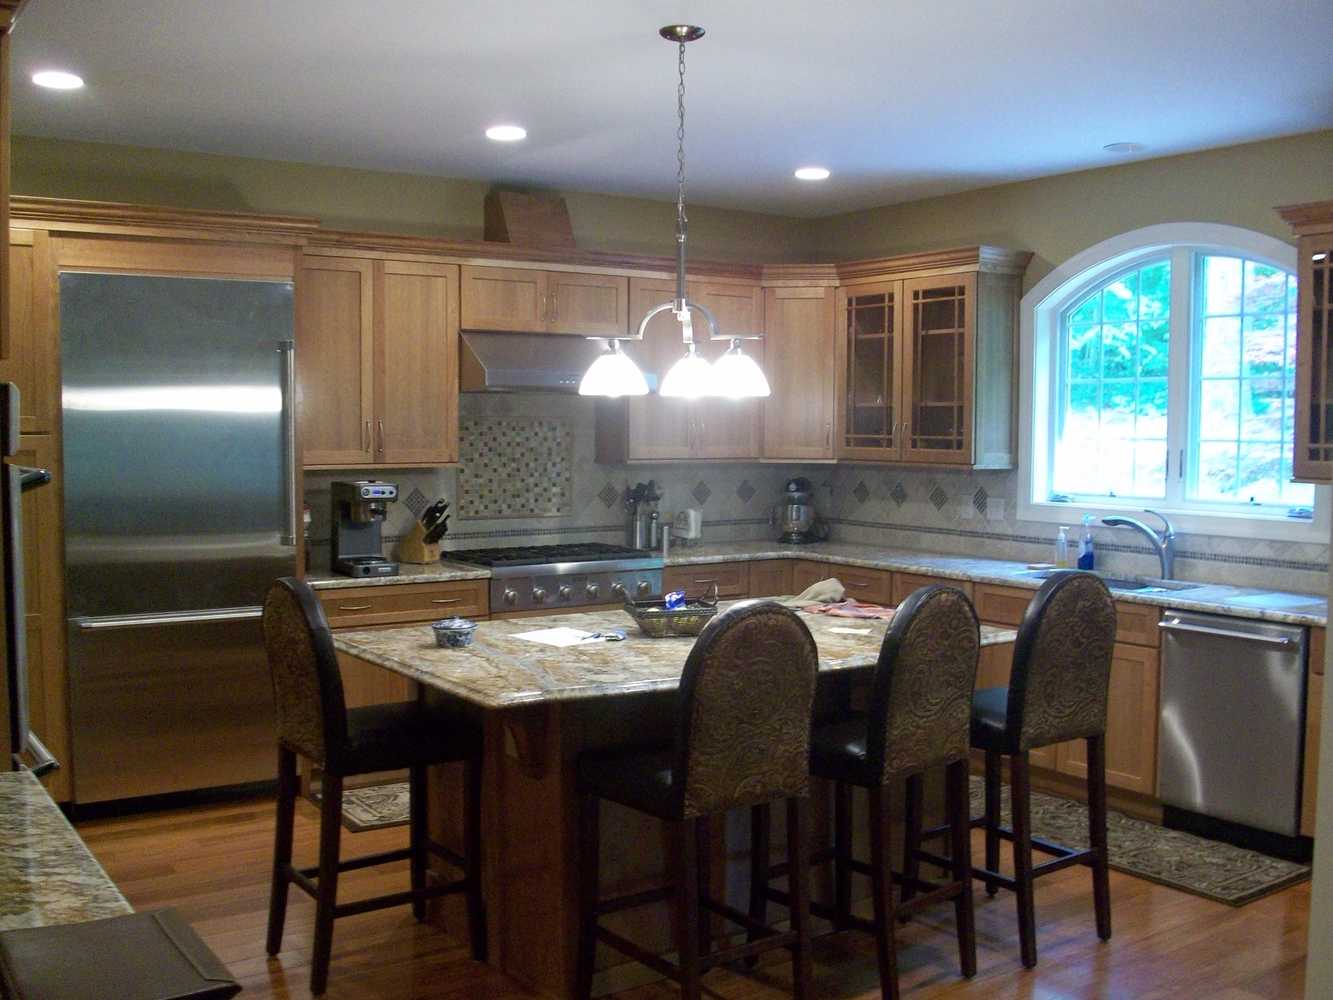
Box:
[833,780,853,930]
[868,785,900,1000]
[1087,735,1112,942]
[1010,753,1038,969]
[696,815,711,959]
[463,757,488,961]
[899,773,924,919]
[409,763,428,921]
[265,745,298,956]
[574,790,600,1000]
[947,759,977,978]
[311,772,343,996]
[679,817,703,1000]
[786,797,814,1000]
[983,750,1002,897]
[747,803,771,964]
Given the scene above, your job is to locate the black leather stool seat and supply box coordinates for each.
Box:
[576,746,676,818]
[337,701,478,776]
[809,714,874,786]
[968,687,1012,752]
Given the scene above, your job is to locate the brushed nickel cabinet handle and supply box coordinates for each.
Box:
[847,581,870,589]
[377,418,385,454]
[825,421,832,448]
[693,578,719,585]
[540,292,548,323]
[363,419,371,452]
[337,603,373,611]
[430,597,461,605]
[550,291,558,322]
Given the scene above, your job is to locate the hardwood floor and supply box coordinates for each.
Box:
[75,793,1309,999]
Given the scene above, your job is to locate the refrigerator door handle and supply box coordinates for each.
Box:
[73,607,264,630]
[279,339,299,546]
[21,731,60,777]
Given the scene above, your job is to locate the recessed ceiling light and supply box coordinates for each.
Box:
[794,166,831,181]
[1103,142,1145,154]
[485,124,527,142]
[32,69,84,90]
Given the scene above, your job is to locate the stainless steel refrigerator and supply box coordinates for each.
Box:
[61,272,297,804]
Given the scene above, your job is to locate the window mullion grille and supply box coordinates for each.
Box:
[1162,247,1191,507]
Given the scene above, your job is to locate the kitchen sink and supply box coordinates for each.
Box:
[1019,569,1203,594]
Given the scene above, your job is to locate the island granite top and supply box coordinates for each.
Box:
[333,604,1017,711]
[0,771,131,931]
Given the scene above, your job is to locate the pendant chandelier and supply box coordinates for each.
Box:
[579,24,770,399]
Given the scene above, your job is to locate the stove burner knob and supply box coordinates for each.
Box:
[558,585,573,601]
[585,583,601,600]
[532,586,548,604]
[610,582,627,598]
[503,588,519,606]
[636,580,652,596]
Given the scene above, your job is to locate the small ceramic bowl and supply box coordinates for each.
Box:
[432,617,478,648]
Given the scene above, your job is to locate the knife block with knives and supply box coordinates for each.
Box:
[395,498,449,564]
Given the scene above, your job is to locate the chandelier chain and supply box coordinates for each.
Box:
[676,40,687,227]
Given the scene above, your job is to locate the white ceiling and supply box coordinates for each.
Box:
[10,0,1333,217]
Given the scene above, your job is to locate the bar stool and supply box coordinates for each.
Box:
[574,600,820,1000]
[260,577,487,996]
[753,584,980,1000]
[967,570,1116,968]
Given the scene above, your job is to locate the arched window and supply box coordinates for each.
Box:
[1020,223,1323,540]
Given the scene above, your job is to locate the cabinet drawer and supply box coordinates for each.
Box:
[749,561,794,598]
[974,583,1033,626]
[892,572,972,606]
[1114,601,1160,648]
[319,580,489,629]
[837,566,893,605]
[664,562,750,599]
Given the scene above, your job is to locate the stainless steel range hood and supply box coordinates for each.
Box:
[460,331,657,392]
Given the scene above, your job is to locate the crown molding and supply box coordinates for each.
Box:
[10,196,319,244]
[1277,200,1333,236]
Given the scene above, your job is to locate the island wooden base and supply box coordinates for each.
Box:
[421,684,948,999]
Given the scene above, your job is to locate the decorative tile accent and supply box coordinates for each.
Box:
[597,482,621,508]
[404,488,428,519]
[890,481,908,507]
[972,486,988,518]
[929,483,949,511]
[852,480,870,505]
[736,479,757,504]
[692,481,712,506]
[457,417,573,519]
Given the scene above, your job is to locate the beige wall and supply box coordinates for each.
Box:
[807,130,1333,291]
[10,135,810,262]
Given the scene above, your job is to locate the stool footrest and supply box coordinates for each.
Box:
[295,846,413,879]
[594,885,676,917]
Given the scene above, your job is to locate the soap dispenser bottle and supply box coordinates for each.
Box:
[1077,513,1096,570]
[1054,526,1070,568]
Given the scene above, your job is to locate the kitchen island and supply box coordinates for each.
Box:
[334,603,1016,998]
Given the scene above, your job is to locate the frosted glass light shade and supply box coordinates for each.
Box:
[577,342,649,397]
[710,344,770,398]
[659,348,715,398]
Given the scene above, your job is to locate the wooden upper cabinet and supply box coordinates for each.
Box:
[763,285,837,460]
[0,230,56,433]
[460,264,628,336]
[693,281,763,459]
[300,253,460,468]
[833,253,1021,468]
[298,256,375,466]
[1280,201,1333,482]
[375,260,460,465]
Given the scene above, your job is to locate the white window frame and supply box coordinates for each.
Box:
[1019,222,1327,542]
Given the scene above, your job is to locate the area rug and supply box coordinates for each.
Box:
[337,781,410,833]
[967,776,1309,906]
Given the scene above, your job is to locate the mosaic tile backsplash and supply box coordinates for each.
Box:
[457,416,572,518]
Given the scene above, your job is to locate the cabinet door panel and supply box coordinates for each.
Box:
[460,265,546,332]
[1294,230,1333,481]
[693,282,763,459]
[749,561,793,598]
[836,281,902,461]
[974,583,1033,627]
[1057,641,1159,795]
[834,565,893,605]
[663,562,749,599]
[1302,670,1322,837]
[892,572,972,606]
[377,261,459,465]
[547,271,627,336]
[791,559,834,596]
[762,286,837,460]
[901,274,974,464]
[298,257,375,466]
[0,231,56,433]
[626,278,694,459]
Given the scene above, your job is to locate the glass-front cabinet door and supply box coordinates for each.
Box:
[1294,227,1333,481]
[836,280,902,460]
[901,273,975,464]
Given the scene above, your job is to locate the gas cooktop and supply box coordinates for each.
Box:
[445,542,653,568]
[444,542,663,612]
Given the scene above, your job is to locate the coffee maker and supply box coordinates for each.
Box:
[331,480,399,577]
[778,476,818,544]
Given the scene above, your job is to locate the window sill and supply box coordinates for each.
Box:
[1017,497,1329,543]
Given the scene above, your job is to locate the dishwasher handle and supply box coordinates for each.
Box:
[1158,619,1293,647]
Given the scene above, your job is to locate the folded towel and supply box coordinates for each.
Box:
[803,600,897,620]
[778,577,846,608]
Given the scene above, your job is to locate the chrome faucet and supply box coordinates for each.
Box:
[1101,509,1176,580]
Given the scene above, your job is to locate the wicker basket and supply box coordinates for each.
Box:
[623,599,719,638]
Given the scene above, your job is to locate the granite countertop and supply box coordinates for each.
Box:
[0,771,131,931]
[307,561,490,590]
[333,604,1017,710]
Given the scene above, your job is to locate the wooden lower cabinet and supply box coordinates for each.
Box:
[318,579,489,629]
[892,572,972,605]
[337,649,414,709]
[749,560,793,597]
[662,561,749,599]
[1304,669,1322,838]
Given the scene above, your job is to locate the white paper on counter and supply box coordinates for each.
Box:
[513,627,601,647]
[827,626,874,635]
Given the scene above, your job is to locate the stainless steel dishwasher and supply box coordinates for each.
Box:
[1158,610,1307,837]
